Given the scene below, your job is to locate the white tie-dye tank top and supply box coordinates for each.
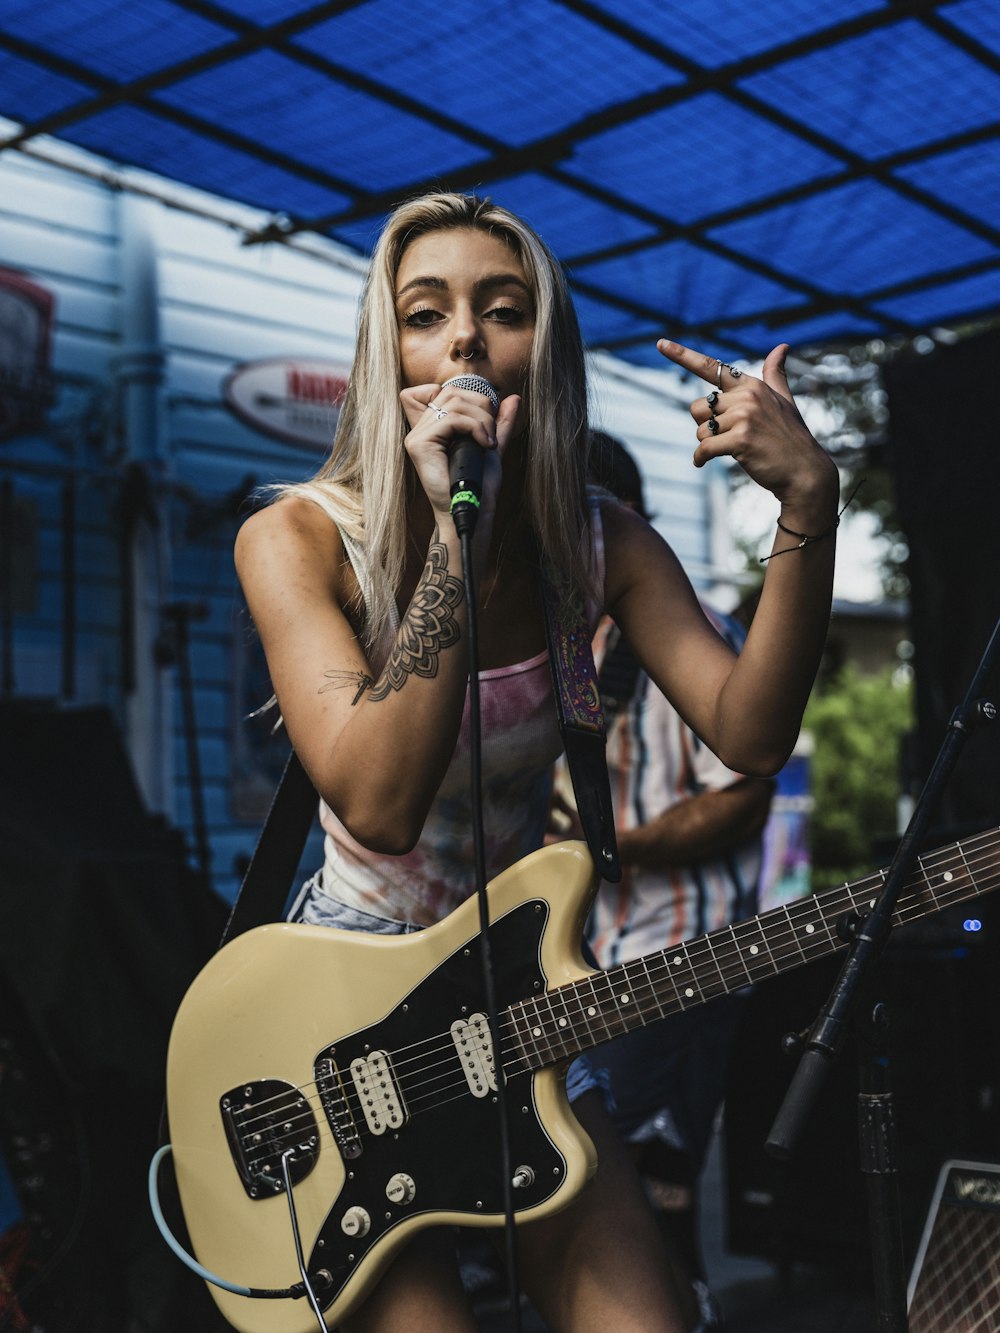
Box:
[315,505,605,926]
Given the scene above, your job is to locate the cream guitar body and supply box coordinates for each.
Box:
[166,841,599,1333]
[164,829,1000,1331]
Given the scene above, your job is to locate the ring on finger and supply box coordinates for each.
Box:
[706,390,720,410]
[427,401,448,421]
[707,416,720,436]
[716,360,742,386]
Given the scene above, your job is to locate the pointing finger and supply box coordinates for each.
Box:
[657,339,746,389]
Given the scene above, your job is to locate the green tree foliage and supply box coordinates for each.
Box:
[803,664,914,891]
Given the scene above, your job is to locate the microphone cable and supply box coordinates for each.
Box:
[456,523,523,1333]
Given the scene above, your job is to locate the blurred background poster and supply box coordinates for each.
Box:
[758,735,813,913]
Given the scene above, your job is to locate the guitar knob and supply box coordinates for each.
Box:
[386,1173,416,1205]
[341,1206,371,1237]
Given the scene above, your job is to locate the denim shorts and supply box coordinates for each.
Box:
[591,991,746,1173]
[290,873,600,1104]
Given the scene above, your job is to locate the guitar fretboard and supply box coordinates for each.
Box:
[502,826,1000,1074]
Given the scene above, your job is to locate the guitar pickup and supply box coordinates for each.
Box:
[350,1051,407,1135]
[220,1079,318,1199]
[451,1013,497,1098]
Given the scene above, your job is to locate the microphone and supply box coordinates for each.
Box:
[442,374,499,537]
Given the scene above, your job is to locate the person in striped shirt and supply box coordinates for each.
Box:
[573,433,775,1328]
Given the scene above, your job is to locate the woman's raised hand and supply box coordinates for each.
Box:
[657,339,838,526]
[399,381,521,521]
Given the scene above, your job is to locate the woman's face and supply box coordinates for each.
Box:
[394,227,535,401]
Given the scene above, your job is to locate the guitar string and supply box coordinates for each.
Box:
[233,835,1000,1148]
[432,831,1000,1078]
[232,836,1000,1163]
[507,846,1000,1073]
[238,852,1000,1176]
[505,841,1000,1072]
[241,832,1000,1119]
[234,836,1000,1156]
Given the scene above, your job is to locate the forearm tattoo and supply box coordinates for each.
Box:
[315,532,463,705]
[370,529,463,702]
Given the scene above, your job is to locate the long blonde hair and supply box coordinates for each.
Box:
[283,192,591,651]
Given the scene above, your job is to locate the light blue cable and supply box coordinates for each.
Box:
[148,1144,252,1296]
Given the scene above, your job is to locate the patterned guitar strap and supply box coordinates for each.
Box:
[540,568,622,884]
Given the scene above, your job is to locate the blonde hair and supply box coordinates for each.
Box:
[282,192,591,651]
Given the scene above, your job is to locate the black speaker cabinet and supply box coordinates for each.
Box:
[908,1160,1000,1332]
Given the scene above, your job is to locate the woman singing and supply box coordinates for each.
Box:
[235,191,839,1332]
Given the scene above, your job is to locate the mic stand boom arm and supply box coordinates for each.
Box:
[766,612,1000,1331]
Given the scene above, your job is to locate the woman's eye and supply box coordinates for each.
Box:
[487,304,527,324]
[402,306,440,327]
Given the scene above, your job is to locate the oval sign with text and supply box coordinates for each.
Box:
[223,357,351,449]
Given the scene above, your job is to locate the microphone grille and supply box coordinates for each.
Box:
[441,374,499,412]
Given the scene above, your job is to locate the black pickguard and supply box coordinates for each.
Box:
[308,899,565,1305]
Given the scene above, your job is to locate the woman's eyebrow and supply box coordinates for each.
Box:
[395,272,530,302]
[473,273,531,296]
[395,275,447,301]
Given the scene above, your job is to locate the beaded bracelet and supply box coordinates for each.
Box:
[760,479,863,563]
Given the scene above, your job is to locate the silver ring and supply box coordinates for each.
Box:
[706,390,720,410]
[458,349,476,361]
[427,402,448,421]
[717,361,742,385]
[707,416,720,435]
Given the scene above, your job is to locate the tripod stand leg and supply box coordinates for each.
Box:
[857,1002,908,1332]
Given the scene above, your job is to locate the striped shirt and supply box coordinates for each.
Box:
[587,609,762,968]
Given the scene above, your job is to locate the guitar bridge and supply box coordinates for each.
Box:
[220,1079,318,1199]
[316,1057,362,1160]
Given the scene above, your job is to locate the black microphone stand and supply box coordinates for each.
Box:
[766,612,1000,1331]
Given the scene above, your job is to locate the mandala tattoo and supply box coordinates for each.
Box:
[369,532,463,702]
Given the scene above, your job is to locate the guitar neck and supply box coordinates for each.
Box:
[505,826,1000,1072]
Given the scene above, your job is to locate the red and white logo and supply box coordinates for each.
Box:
[223,357,351,449]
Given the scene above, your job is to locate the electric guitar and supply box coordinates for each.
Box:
[164,830,1000,1332]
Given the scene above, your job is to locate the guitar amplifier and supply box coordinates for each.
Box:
[908,1160,1000,1332]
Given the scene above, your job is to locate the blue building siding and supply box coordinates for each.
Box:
[0,132,721,907]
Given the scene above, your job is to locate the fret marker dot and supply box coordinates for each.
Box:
[673,956,683,966]
[749,945,759,956]
[943,871,954,883]
[587,1007,597,1017]
[620,994,630,1004]
[532,1028,541,1038]
[805,924,815,934]
[684,987,694,998]
[558,1017,567,1027]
